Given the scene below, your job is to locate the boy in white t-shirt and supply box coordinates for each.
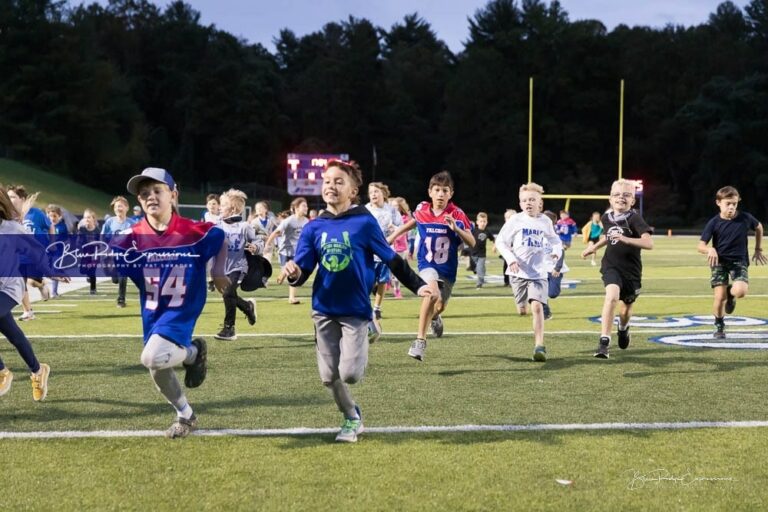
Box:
[495,183,562,361]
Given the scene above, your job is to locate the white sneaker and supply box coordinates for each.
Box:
[40,284,51,301]
[0,368,13,397]
[591,260,597,266]
[18,311,35,321]
[408,339,427,361]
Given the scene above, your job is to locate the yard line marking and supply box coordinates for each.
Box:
[25,328,768,340]
[2,420,768,439]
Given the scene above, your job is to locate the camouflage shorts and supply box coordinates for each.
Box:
[710,261,749,287]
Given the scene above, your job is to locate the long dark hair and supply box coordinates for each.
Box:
[0,185,20,221]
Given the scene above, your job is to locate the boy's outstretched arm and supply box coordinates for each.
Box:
[387,218,416,245]
[444,215,475,247]
[753,223,766,265]
[608,231,653,250]
[582,237,607,258]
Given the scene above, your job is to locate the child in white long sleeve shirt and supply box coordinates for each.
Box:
[495,183,562,361]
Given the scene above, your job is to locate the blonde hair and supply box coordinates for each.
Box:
[111,195,129,208]
[610,179,636,191]
[368,182,391,201]
[83,208,96,218]
[476,212,488,220]
[391,197,410,215]
[45,204,62,215]
[221,188,248,215]
[519,182,544,195]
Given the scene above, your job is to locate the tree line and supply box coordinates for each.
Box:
[1,0,767,226]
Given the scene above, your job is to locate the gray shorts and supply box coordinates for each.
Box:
[419,267,453,304]
[312,312,369,384]
[511,277,548,308]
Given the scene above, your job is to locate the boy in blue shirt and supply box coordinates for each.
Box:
[279,160,435,443]
[697,186,766,338]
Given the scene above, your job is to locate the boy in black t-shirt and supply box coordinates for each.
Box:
[582,179,653,359]
[697,186,766,338]
[471,212,495,288]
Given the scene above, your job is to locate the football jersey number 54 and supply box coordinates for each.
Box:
[144,266,187,309]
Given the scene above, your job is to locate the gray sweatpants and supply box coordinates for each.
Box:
[312,312,368,418]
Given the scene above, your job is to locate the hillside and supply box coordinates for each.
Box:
[0,158,115,217]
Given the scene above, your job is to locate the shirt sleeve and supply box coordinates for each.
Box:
[700,217,716,243]
[495,219,517,265]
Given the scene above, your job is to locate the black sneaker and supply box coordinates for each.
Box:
[184,338,207,388]
[208,280,215,292]
[714,321,726,339]
[214,325,237,341]
[543,303,552,320]
[244,299,257,326]
[617,326,631,349]
[374,309,382,320]
[725,285,736,314]
[594,337,610,359]
[116,301,126,308]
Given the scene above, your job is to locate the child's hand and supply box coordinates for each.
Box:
[581,247,593,259]
[277,261,300,284]
[753,248,767,265]
[245,242,258,254]
[706,247,719,267]
[508,260,520,274]
[551,269,560,278]
[444,214,457,231]
[212,275,231,294]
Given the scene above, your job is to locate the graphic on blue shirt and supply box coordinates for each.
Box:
[320,231,352,272]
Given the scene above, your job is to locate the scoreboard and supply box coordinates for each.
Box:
[286,153,349,196]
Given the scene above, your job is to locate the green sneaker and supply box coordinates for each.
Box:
[335,406,364,443]
[532,345,547,362]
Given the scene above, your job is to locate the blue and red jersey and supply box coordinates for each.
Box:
[413,201,472,283]
[112,214,224,347]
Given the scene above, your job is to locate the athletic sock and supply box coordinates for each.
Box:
[183,345,198,365]
[175,402,193,420]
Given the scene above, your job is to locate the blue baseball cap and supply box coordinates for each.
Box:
[126,167,177,195]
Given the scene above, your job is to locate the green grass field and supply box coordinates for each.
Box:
[2,236,768,511]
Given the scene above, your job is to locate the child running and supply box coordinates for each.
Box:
[0,186,69,400]
[266,197,308,304]
[278,160,435,442]
[495,184,562,361]
[115,167,228,438]
[697,186,766,338]
[388,171,475,362]
[388,197,412,299]
[582,179,653,359]
[214,189,259,341]
[101,196,137,308]
[365,182,402,320]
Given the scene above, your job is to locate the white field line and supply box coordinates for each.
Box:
[2,420,768,440]
[24,328,768,340]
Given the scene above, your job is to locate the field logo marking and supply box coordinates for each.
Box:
[589,315,768,328]
[650,332,768,349]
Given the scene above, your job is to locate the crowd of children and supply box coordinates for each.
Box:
[2,165,764,443]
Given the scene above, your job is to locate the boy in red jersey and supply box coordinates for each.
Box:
[115,168,228,438]
[388,171,475,362]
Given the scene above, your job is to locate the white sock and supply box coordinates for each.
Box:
[183,345,198,365]
[175,402,193,419]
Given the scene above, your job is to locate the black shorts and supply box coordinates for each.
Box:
[601,268,641,304]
